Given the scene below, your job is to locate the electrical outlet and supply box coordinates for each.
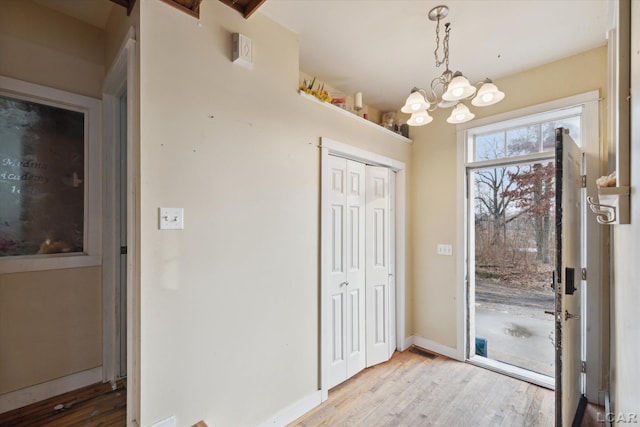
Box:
[437,244,453,256]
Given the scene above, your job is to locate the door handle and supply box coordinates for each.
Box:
[340,281,349,287]
[565,310,580,321]
[545,310,562,322]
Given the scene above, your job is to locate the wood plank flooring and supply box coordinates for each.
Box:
[0,380,126,427]
[1,349,562,427]
[289,348,555,427]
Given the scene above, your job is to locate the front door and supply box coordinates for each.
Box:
[554,128,584,426]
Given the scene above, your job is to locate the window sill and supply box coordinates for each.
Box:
[0,254,101,274]
[299,91,412,144]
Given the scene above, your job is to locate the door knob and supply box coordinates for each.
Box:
[565,310,580,321]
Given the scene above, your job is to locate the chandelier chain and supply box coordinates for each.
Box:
[433,19,450,70]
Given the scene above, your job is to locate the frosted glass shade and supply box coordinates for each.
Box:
[442,75,476,101]
[407,110,433,126]
[471,82,505,107]
[446,103,475,124]
[401,91,429,113]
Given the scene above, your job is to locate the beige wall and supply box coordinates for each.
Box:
[104,3,134,70]
[0,268,102,394]
[0,0,105,98]
[138,1,410,425]
[409,45,608,350]
[0,0,105,396]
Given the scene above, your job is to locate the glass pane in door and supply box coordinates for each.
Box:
[473,161,556,377]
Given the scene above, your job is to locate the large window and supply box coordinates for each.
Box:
[0,76,100,273]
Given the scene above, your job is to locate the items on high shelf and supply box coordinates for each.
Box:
[299,77,410,141]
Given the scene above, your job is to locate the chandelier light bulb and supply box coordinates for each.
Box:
[446,103,474,124]
[442,74,476,101]
[401,90,429,113]
[472,80,505,107]
[407,110,433,126]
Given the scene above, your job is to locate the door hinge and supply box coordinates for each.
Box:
[120,246,128,255]
[581,175,587,188]
[581,268,587,280]
[581,361,587,373]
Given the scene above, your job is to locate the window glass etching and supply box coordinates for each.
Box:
[0,95,84,257]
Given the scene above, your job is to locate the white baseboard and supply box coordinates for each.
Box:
[258,390,323,427]
[411,336,463,361]
[0,366,103,414]
[399,335,414,352]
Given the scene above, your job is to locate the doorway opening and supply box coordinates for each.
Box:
[465,107,583,387]
[102,28,139,426]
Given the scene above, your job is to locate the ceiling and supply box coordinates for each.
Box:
[35,0,609,112]
[260,0,609,111]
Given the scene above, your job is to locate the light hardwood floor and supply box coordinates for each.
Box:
[289,348,555,427]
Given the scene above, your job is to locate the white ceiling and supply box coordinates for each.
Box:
[260,0,609,111]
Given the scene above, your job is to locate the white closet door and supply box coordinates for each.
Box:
[365,165,391,367]
[327,156,366,388]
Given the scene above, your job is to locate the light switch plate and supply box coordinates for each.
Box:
[437,244,453,256]
[159,207,184,230]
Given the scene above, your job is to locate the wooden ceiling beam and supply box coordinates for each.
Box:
[218,0,265,19]
[109,0,136,16]
[159,0,202,18]
[243,0,266,19]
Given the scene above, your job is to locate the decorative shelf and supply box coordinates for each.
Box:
[298,90,412,144]
[587,186,630,225]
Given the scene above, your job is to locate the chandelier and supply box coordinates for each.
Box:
[401,5,505,126]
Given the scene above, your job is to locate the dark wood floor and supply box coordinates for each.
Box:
[290,348,555,427]
[0,380,126,427]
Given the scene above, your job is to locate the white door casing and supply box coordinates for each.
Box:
[102,27,140,426]
[327,156,366,389]
[365,165,392,367]
[388,171,397,358]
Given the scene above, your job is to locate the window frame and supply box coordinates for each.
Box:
[466,105,584,166]
[0,76,101,274]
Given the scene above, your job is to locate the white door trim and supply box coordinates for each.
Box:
[102,26,140,426]
[319,137,407,400]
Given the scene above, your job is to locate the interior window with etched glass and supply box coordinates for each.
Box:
[0,95,85,257]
